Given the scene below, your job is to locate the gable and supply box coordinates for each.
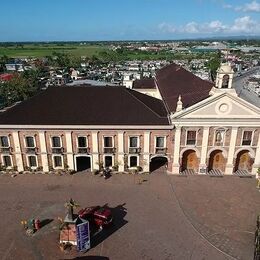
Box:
[173,93,260,119]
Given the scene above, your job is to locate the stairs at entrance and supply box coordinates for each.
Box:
[207,169,223,176]
[233,170,252,177]
[180,169,197,175]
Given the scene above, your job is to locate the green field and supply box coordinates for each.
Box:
[0,43,107,58]
[0,43,219,62]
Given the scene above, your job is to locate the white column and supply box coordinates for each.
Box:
[199,127,209,174]
[143,131,150,172]
[65,132,74,170]
[172,126,181,174]
[118,131,124,172]
[92,131,99,170]
[12,131,23,172]
[38,131,48,172]
[228,74,234,89]
[226,127,238,175]
[252,133,260,177]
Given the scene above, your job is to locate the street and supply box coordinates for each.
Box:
[233,66,260,108]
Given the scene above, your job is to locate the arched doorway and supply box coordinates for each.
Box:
[150,156,168,173]
[76,156,91,172]
[181,150,199,174]
[208,150,226,173]
[235,150,253,173]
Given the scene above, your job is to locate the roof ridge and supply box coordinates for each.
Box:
[126,89,167,119]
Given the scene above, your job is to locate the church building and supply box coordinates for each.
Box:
[0,63,259,177]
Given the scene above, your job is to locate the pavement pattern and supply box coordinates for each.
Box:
[0,169,258,260]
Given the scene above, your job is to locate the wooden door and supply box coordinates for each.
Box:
[209,150,225,172]
[236,151,252,171]
[182,150,198,171]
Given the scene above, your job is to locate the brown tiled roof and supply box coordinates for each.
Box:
[0,86,169,126]
[155,63,213,112]
[132,78,156,89]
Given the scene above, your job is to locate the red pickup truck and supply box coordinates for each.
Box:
[78,206,113,230]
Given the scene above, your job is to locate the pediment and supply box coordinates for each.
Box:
[173,93,260,119]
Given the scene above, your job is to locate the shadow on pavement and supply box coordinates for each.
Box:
[40,218,53,228]
[91,203,128,248]
[70,257,109,260]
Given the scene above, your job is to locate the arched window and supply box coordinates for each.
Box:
[222,74,229,88]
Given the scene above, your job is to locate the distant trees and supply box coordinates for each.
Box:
[48,52,81,68]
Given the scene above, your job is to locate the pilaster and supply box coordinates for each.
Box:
[12,131,23,172]
[226,127,238,175]
[252,132,260,177]
[199,126,209,174]
[117,131,124,172]
[65,132,74,170]
[172,126,181,174]
[143,131,150,172]
[92,131,99,170]
[38,131,48,172]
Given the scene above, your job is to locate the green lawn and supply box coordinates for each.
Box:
[0,44,107,58]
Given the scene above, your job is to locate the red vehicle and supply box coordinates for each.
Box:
[78,206,113,229]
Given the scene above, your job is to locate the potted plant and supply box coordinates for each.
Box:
[136,166,143,173]
[0,163,6,174]
[112,163,119,172]
[36,166,43,173]
[64,164,69,173]
[48,166,54,173]
[93,169,99,175]
[24,166,31,173]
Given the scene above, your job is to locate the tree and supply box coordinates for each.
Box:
[0,55,9,73]
[206,52,221,78]
[0,72,39,108]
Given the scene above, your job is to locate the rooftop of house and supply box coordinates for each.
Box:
[132,78,156,89]
[155,63,214,112]
[0,86,170,126]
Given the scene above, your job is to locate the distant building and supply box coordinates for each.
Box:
[5,62,24,72]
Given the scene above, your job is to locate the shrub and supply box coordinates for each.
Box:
[36,166,43,172]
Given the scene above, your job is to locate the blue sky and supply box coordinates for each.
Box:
[0,0,260,41]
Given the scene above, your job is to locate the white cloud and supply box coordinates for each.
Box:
[225,1,260,12]
[229,16,259,33]
[158,16,260,35]
[158,23,176,33]
[223,4,232,9]
[183,22,199,33]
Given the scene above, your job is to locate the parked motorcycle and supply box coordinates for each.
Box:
[103,167,110,179]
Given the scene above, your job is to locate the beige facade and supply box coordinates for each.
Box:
[0,128,173,173]
[0,123,259,176]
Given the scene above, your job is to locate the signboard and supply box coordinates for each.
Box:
[76,220,90,252]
